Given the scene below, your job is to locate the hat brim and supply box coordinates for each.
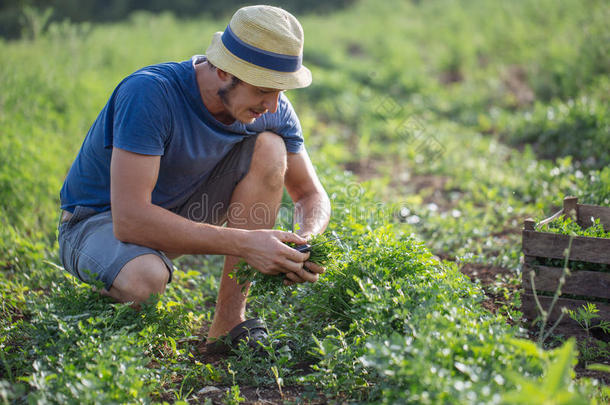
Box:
[206,32,312,90]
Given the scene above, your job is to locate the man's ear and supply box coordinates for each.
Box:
[216,68,231,83]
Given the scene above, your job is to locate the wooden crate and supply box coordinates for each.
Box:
[521,196,610,329]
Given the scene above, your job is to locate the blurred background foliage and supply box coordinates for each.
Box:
[0,0,355,39]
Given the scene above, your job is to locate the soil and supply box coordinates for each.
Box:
[502,65,535,107]
[190,384,326,404]
[459,263,514,286]
[343,159,381,181]
[439,68,464,85]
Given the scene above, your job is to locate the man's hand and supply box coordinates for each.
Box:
[284,233,327,286]
[241,230,320,283]
[284,260,325,286]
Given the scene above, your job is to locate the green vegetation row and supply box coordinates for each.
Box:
[1,170,600,403]
[1,0,609,402]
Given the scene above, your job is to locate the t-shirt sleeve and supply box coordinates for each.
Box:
[106,74,171,155]
[269,93,304,154]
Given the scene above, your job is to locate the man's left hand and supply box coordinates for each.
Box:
[283,258,326,286]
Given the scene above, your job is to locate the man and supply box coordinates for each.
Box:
[57,5,331,353]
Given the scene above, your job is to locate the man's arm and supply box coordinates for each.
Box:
[110,147,309,275]
[284,148,331,239]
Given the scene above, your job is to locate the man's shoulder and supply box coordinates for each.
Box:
[132,60,190,78]
[118,60,192,93]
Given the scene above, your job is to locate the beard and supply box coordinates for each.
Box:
[217,75,242,117]
[215,75,266,124]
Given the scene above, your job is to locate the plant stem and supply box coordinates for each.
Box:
[535,235,573,345]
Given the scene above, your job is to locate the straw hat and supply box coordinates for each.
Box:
[205,5,312,90]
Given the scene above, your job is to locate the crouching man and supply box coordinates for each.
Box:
[57,5,330,354]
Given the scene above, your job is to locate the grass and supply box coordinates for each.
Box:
[1,0,609,403]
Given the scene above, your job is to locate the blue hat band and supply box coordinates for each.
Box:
[221,25,302,73]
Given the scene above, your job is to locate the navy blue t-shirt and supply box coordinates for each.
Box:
[60,56,304,213]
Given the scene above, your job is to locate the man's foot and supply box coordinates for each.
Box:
[205,318,269,355]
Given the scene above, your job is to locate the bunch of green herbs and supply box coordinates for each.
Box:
[230,233,337,296]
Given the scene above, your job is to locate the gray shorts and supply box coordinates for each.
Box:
[58,134,259,290]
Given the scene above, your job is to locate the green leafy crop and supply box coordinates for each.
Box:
[230,233,337,296]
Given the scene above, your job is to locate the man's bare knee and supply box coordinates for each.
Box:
[251,131,287,190]
[107,254,170,304]
[255,131,287,163]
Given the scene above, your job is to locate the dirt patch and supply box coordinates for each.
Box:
[190,384,326,404]
[404,174,449,195]
[574,366,610,387]
[458,263,520,323]
[502,65,535,107]
[344,161,455,209]
[390,172,454,205]
[439,69,464,85]
[343,159,381,181]
[346,42,366,57]
[188,324,323,404]
[460,263,514,286]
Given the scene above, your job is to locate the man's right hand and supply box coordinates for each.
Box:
[240,230,320,283]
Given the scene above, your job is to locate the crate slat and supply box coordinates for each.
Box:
[522,263,610,299]
[521,293,610,324]
[522,198,610,331]
[578,203,610,229]
[522,230,610,264]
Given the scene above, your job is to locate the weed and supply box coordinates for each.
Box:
[567,303,610,364]
[568,303,610,337]
[225,363,245,404]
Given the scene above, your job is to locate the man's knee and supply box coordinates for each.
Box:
[111,254,170,303]
[251,131,287,190]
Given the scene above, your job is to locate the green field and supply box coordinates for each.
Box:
[1,0,609,403]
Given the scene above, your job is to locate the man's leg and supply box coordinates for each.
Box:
[58,206,173,307]
[100,254,170,305]
[207,131,287,340]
